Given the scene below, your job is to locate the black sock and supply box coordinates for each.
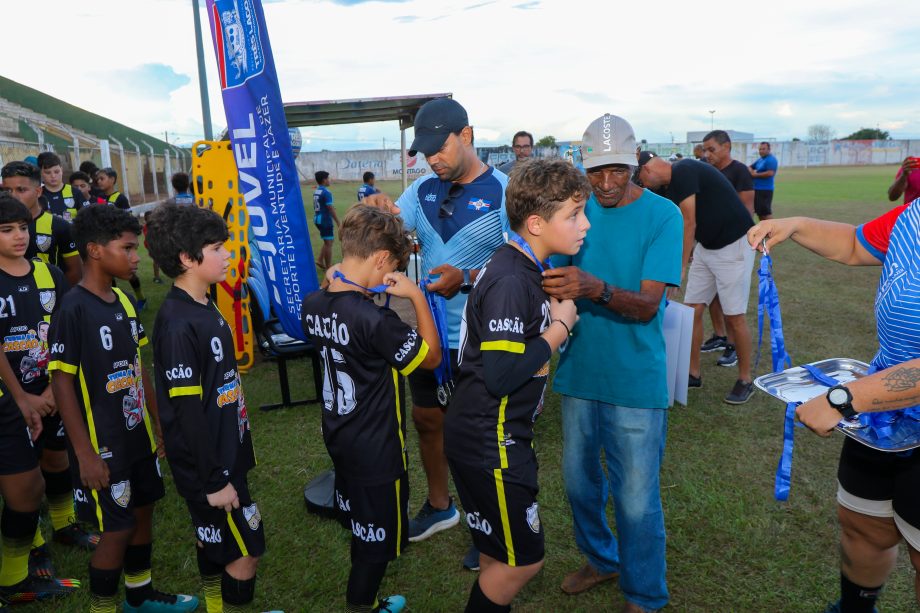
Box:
[124,543,156,606]
[222,570,255,611]
[840,573,882,613]
[89,565,121,613]
[346,558,388,608]
[465,578,510,613]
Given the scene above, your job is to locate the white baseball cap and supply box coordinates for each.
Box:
[580,114,637,169]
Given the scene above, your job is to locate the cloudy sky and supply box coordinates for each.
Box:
[6,0,920,150]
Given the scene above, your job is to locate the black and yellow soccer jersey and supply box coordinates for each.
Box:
[444,244,551,470]
[301,290,430,485]
[107,192,130,210]
[43,184,88,222]
[27,210,77,268]
[48,286,155,468]
[0,261,67,395]
[153,286,256,501]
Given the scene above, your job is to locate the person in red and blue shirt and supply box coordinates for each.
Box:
[748,202,920,613]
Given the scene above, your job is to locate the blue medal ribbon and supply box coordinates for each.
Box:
[508,231,553,273]
[754,249,792,374]
[332,271,391,308]
[421,278,453,406]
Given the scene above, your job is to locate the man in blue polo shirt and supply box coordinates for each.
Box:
[368,98,508,570]
[749,141,778,220]
[543,114,682,613]
[357,171,379,202]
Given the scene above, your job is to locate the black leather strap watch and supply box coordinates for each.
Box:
[594,281,612,305]
[826,384,858,419]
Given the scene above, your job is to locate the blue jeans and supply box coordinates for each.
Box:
[561,395,669,610]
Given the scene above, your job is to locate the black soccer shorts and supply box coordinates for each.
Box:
[35,414,67,453]
[0,411,39,476]
[73,453,165,532]
[837,437,920,547]
[449,458,544,567]
[754,190,774,217]
[186,477,266,566]
[335,471,409,564]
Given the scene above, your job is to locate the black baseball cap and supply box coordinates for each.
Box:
[408,98,469,157]
[637,150,658,167]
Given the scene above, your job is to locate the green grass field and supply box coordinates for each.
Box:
[35,165,917,612]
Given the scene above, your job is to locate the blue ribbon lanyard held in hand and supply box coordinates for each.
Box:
[754,240,797,501]
[332,271,391,308]
[421,280,453,407]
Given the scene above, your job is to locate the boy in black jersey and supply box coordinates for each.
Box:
[49,205,197,613]
[37,152,88,222]
[0,194,80,604]
[301,205,442,613]
[146,205,265,613]
[1,161,82,286]
[444,159,587,613]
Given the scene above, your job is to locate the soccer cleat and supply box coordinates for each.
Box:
[28,545,56,580]
[700,334,727,352]
[688,374,702,389]
[716,344,738,367]
[462,545,480,571]
[408,498,460,542]
[0,575,80,603]
[724,380,754,405]
[123,591,199,612]
[823,600,877,613]
[53,523,101,550]
[375,595,406,613]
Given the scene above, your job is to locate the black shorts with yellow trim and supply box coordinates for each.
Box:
[186,477,266,566]
[72,453,165,532]
[0,405,39,476]
[35,413,67,453]
[335,471,409,564]
[448,457,544,567]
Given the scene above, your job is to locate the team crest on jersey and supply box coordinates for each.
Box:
[242,503,261,530]
[111,480,131,508]
[525,502,540,534]
[115,312,124,321]
[39,290,55,313]
[35,235,52,253]
[467,197,492,212]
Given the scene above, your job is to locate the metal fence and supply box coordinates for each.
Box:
[642,139,920,167]
[0,139,191,204]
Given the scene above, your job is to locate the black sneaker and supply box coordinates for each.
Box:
[688,374,702,388]
[700,334,727,352]
[724,380,754,405]
[717,344,738,367]
[0,575,80,604]
[28,545,55,580]
[462,545,480,571]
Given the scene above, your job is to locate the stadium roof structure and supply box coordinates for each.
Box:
[0,75,182,167]
[282,93,451,190]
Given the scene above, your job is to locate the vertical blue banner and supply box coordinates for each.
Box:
[206,0,317,340]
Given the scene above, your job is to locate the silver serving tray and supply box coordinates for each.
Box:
[754,358,920,452]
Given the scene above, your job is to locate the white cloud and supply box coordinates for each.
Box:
[3,0,920,148]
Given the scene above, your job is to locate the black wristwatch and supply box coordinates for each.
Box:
[594,281,612,305]
[826,384,858,419]
[459,269,473,294]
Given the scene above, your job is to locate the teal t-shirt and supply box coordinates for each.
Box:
[552,190,683,409]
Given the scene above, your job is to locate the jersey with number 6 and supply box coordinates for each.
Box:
[48,286,155,468]
[0,261,67,395]
[152,286,255,501]
[301,290,430,485]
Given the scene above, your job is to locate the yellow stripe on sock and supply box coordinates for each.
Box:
[31,525,45,548]
[203,574,223,613]
[124,568,151,588]
[0,536,32,586]
[90,593,117,613]
[48,492,76,531]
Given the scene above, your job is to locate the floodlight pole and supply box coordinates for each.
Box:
[193,0,214,141]
[709,110,715,130]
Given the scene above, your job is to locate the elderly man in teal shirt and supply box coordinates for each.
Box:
[543,115,682,613]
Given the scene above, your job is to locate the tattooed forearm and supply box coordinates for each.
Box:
[881,367,920,392]
[871,394,920,409]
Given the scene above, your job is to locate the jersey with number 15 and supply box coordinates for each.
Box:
[48,286,155,469]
